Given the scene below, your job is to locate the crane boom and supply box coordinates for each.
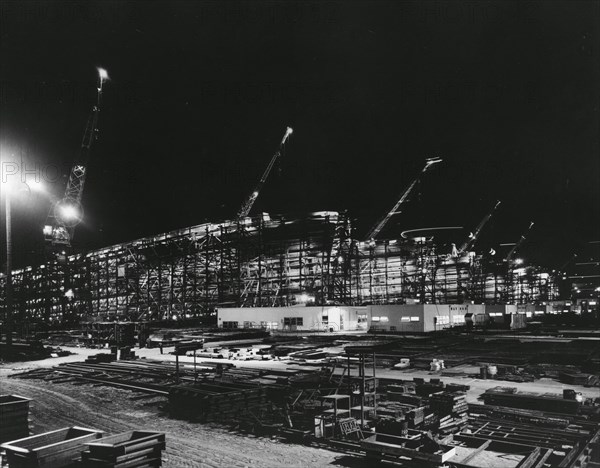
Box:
[43,67,108,248]
[237,126,293,219]
[505,221,534,262]
[458,200,501,253]
[364,157,442,242]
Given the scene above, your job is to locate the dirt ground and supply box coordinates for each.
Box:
[0,348,373,468]
[2,347,598,467]
[0,376,366,468]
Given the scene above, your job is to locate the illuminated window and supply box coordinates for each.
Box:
[380,316,389,322]
[410,316,420,322]
[372,316,380,322]
[400,316,410,322]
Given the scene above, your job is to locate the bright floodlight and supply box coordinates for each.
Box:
[59,204,79,221]
[98,68,109,81]
[514,258,524,265]
[27,179,45,192]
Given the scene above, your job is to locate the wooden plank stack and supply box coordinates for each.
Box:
[429,391,468,434]
[0,395,31,444]
[169,382,269,422]
[81,431,165,467]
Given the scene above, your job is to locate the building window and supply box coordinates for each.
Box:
[435,315,450,325]
[357,314,368,323]
[390,326,397,331]
[222,321,238,329]
[284,317,304,327]
[380,316,389,322]
[400,316,410,323]
[372,316,380,322]
[452,315,465,324]
[410,316,420,322]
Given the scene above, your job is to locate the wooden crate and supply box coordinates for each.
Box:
[0,395,31,443]
[82,431,165,467]
[1,426,103,468]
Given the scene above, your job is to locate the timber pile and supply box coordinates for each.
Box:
[169,381,270,422]
[559,371,600,386]
[0,395,31,444]
[429,392,468,434]
[482,387,581,415]
[467,403,571,428]
[81,431,165,467]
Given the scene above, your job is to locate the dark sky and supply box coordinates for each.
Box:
[1,0,599,269]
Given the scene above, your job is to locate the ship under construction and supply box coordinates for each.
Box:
[0,75,563,328]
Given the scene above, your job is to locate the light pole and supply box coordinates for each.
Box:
[4,189,13,345]
[2,179,46,345]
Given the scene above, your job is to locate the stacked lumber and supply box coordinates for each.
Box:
[377,401,415,418]
[405,406,426,427]
[169,382,270,422]
[559,371,600,386]
[429,391,468,434]
[1,426,103,468]
[82,431,165,467]
[0,395,30,443]
[482,387,581,415]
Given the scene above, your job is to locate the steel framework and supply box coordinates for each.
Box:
[1,211,559,327]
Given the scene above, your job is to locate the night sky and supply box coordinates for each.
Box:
[1,0,599,269]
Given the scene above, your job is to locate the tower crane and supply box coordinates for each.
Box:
[504,221,534,263]
[458,200,501,254]
[43,68,108,250]
[237,126,293,219]
[364,157,442,242]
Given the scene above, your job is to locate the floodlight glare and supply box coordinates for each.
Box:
[60,204,79,220]
[98,68,109,81]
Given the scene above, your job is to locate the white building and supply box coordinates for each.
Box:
[217,303,526,333]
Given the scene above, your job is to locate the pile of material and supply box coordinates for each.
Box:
[82,431,165,467]
[169,381,273,422]
[559,371,600,386]
[482,387,582,415]
[429,392,468,434]
[85,353,117,364]
[0,395,30,444]
[413,378,444,397]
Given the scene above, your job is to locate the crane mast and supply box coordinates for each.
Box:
[505,221,534,262]
[237,126,293,219]
[43,68,108,249]
[458,200,501,253]
[364,157,442,242]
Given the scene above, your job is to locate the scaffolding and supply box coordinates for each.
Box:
[1,211,560,327]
